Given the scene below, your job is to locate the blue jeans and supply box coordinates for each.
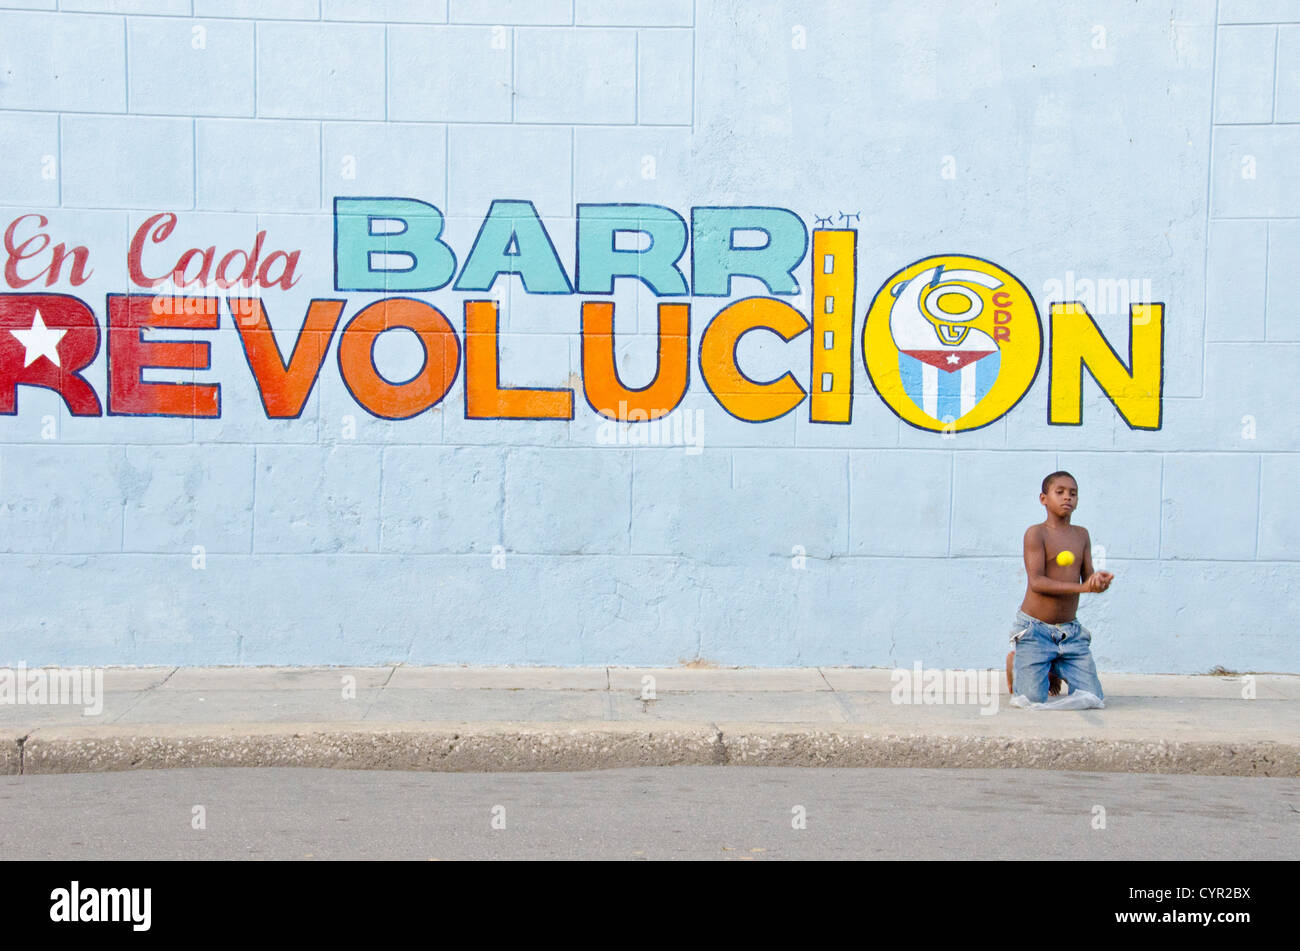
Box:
[1010,610,1105,703]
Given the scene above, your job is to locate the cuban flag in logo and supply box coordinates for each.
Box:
[898,348,1001,421]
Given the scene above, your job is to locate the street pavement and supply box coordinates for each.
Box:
[1,766,1295,860]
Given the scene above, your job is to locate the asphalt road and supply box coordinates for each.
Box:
[1,767,1296,860]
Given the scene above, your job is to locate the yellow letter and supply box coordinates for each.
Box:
[1049,302,1163,429]
[700,298,808,422]
[810,229,856,423]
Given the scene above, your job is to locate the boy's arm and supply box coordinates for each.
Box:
[1024,527,1087,595]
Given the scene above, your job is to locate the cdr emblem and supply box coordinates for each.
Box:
[862,254,1042,433]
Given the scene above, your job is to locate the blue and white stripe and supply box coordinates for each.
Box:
[898,351,1001,422]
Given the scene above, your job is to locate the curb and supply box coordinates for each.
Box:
[20,723,725,774]
[12,723,1300,777]
[1,733,21,776]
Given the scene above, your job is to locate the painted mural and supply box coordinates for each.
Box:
[0,201,1163,432]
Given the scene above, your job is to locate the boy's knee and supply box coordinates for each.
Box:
[1020,685,1049,703]
[1012,667,1049,703]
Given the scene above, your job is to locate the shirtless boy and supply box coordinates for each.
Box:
[1004,471,1114,704]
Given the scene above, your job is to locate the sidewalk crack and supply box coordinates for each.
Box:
[360,665,399,721]
[710,723,729,765]
[108,666,179,724]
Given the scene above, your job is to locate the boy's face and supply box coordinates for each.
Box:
[1040,477,1078,517]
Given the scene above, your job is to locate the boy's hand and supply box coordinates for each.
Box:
[1086,571,1114,593]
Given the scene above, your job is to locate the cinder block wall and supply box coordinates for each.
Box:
[0,0,1295,672]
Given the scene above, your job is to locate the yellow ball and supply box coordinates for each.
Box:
[1056,550,1075,567]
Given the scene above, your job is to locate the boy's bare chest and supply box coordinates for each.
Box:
[1042,526,1084,560]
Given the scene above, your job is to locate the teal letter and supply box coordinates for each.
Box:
[691,207,808,297]
[454,200,573,294]
[576,204,689,296]
[334,197,456,292]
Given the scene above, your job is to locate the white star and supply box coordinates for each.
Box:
[946,354,961,365]
[10,309,66,368]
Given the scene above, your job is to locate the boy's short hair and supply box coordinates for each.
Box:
[1041,470,1077,494]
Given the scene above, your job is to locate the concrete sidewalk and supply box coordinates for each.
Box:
[2,667,1297,776]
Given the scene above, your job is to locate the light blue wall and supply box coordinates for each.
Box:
[0,0,1295,672]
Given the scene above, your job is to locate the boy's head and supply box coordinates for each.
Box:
[1040,471,1078,517]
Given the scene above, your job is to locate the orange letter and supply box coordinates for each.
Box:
[581,301,688,421]
[108,293,220,417]
[699,297,808,422]
[231,297,345,418]
[464,299,574,419]
[337,297,460,420]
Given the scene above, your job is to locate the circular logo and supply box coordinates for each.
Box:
[862,254,1041,432]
